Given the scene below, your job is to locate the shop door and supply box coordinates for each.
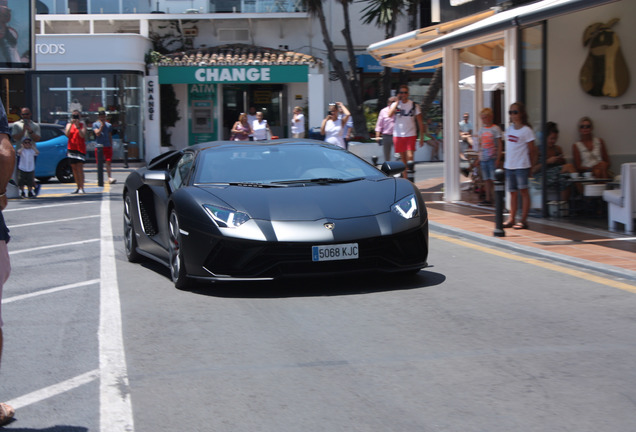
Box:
[222,85,286,140]
[222,85,247,140]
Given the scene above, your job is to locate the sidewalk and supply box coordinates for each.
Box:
[415,174,636,282]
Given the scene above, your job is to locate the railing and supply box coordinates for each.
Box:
[39,0,306,15]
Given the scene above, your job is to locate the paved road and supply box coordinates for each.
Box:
[1,172,636,431]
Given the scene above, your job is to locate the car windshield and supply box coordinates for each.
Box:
[194,143,385,184]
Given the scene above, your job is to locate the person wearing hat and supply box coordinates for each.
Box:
[93,109,115,184]
[17,135,39,198]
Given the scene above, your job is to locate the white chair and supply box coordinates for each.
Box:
[602,162,636,233]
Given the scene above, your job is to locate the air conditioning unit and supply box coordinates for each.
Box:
[218,29,249,41]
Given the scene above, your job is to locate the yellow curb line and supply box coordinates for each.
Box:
[430,232,636,294]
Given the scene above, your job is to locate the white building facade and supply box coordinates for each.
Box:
[1,0,422,163]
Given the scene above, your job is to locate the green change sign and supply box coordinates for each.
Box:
[159,65,309,84]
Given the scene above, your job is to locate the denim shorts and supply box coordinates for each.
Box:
[480,158,496,181]
[506,168,530,192]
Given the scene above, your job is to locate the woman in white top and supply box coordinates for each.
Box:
[502,101,535,230]
[252,111,270,141]
[572,116,610,179]
[320,102,350,149]
[291,106,305,138]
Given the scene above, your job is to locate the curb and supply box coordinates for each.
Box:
[430,221,636,283]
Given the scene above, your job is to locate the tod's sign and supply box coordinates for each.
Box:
[35,44,66,55]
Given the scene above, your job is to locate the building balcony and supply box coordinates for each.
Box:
[37,0,307,15]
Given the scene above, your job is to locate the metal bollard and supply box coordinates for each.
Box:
[96,144,104,187]
[407,160,415,183]
[123,142,129,168]
[371,155,378,166]
[493,168,505,237]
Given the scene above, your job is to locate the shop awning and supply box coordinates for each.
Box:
[366,9,496,71]
[368,0,619,70]
[459,66,506,91]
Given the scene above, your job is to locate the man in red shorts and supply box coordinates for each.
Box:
[93,110,116,184]
[388,85,425,179]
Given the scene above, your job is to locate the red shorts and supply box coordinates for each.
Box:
[95,146,113,162]
[393,136,417,153]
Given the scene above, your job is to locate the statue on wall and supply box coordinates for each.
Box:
[580,18,630,98]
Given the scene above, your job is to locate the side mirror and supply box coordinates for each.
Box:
[143,170,168,186]
[380,161,406,176]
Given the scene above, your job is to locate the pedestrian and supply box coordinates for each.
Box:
[388,85,425,179]
[502,102,535,230]
[65,110,87,194]
[230,112,252,141]
[291,106,305,138]
[17,136,38,198]
[246,106,257,140]
[93,110,116,184]
[375,96,396,163]
[251,111,270,141]
[11,107,41,145]
[459,112,473,148]
[475,108,502,206]
[0,97,16,426]
[321,102,350,149]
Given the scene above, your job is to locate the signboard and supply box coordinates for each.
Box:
[159,65,309,84]
[0,0,33,69]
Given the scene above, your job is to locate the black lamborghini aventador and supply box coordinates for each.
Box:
[123,140,428,289]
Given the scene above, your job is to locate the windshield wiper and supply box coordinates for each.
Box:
[198,182,287,188]
[273,177,365,185]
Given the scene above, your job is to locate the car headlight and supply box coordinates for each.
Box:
[203,204,250,228]
[392,194,418,219]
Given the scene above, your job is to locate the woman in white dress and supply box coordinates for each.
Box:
[320,102,350,149]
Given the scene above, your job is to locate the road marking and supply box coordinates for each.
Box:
[3,279,100,304]
[3,201,94,213]
[99,190,134,432]
[431,232,636,294]
[9,238,100,255]
[8,215,99,229]
[4,369,100,410]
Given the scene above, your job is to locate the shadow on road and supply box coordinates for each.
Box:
[185,269,446,299]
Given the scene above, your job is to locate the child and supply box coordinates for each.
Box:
[17,136,39,198]
[476,108,503,205]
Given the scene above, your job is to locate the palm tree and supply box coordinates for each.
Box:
[303,0,368,139]
[360,0,406,109]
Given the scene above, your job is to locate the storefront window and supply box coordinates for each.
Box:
[31,71,144,160]
[521,23,544,134]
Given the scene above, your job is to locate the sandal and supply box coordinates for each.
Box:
[0,402,15,426]
[513,221,529,230]
[502,221,514,228]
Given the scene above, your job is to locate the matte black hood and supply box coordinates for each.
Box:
[199,178,398,221]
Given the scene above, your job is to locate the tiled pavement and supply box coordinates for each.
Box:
[416,176,636,282]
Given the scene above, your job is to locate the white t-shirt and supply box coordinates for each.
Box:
[392,100,420,138]
[252,120,268,140]
[504,124,535,169]
[291,113,305,135]
[18,148,37,172]
[324,119,346,149]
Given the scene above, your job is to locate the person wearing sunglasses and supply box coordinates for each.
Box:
[502,102,535,230]
[11,107,41,146]
[572,116,610,179]
[388,85,425,179]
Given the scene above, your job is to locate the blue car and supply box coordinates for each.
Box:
[14,123,74,183]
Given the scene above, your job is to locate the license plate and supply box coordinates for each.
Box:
[312,243,359,262]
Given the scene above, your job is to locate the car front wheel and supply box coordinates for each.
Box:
[55,158,74,183]
[123,194,142,262]
[169,210,191,290]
